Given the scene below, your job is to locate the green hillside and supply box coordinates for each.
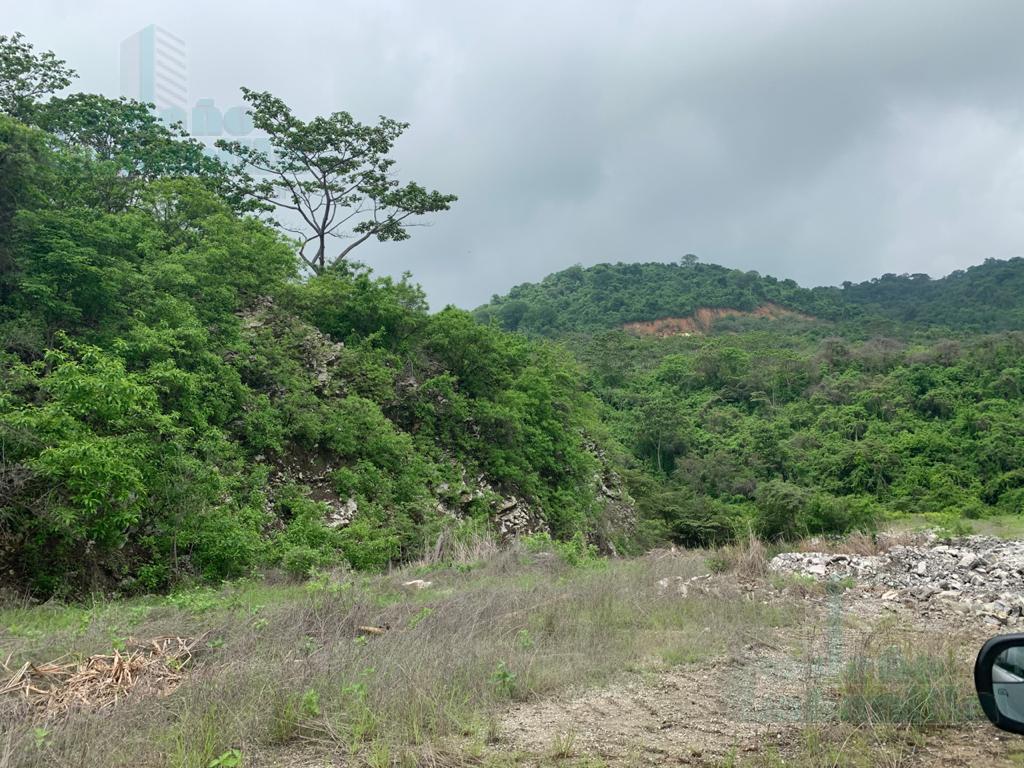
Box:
[475,257,1024,336]
[0,37,619,597]
[477,257,1024,545]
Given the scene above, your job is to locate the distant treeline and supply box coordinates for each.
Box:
[475,257,1024,337]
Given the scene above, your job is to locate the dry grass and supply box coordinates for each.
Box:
[837,627,981,727]
[793,530,931,557]
[707,532,770,580]
[0,545,805,768]
[0,636,201,716]
[413,528,504,569]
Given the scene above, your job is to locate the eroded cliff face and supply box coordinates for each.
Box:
[622,303,813,337]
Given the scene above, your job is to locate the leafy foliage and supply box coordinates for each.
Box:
[216,89,456,274]
[0,32,75,119]
[575,327,1024,544]
[0,36,604,597]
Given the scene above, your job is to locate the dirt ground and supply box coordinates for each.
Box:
[491,588,1024,767]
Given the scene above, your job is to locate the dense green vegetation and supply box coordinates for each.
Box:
[3,33,1024,600]
[480,259,1024,544]
[577,329,1024,543]
[0,35,612,597]
[475,257,1024,337]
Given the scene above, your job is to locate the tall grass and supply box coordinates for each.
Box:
[837,633,982,727]
[0,547,804,767]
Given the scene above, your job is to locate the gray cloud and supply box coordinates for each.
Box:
[7,0,1024,307]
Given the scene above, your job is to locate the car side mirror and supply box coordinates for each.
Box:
[976,634,1024,734]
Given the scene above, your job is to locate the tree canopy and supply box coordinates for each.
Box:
[217,89,457,274]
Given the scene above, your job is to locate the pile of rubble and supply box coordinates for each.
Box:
[770,536,1024,626]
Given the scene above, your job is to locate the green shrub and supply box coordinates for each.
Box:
[521,531,600,566]
[281,545,325,579]
[338,518,401,570]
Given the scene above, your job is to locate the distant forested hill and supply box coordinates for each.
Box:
[839,258,1024,331]
[475,257,1024,337]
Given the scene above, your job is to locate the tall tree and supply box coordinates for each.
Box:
[34,94,238,212]
[217,89,456,274]
[0,32,75,119]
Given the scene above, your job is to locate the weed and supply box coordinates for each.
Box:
[490,661,518,699]
[31,728,48,751]
[207,749,242,768]
[408,606,433,629]
[300,688,321,718]
[549,729,577,759]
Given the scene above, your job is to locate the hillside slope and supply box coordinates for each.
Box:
[0,112,625,597]
[475,257,1024,337]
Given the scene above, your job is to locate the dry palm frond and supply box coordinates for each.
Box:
[0,636,201,716]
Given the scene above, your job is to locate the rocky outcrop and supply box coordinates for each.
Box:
[586,441,638,553]
[494,495,546,537]
[770,535,1024,627]
[239,296,344,394]
[239,297,625,543]
[431,470,548,537]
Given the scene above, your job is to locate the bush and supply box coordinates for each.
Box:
[754,481,876,542]
[281,545,325,579]
[337,518,401,571]
[754,480,811,541]
[521,531,600,566]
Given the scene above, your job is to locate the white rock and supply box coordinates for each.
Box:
[403,579,433,589]
[959,553,980,570]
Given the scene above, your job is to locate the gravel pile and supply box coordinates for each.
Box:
[770,536,1024,626]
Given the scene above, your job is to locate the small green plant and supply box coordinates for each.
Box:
[165,587,222,614]
[490,661,517,699]
[300,688,321,718]
[825,576,856,595]
[305,567,349,595]
[705,553,731,574]
[408,606,433,629]
[32,727,49,750]
[515,628,535,650]
[366,740,391,768]
[207,748,243,767]
[341,669,378,745]
[549,730,577,759]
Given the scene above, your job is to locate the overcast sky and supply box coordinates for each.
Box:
[7,1,1024,308]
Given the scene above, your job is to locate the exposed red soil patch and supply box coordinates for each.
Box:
[623,303,814,337]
